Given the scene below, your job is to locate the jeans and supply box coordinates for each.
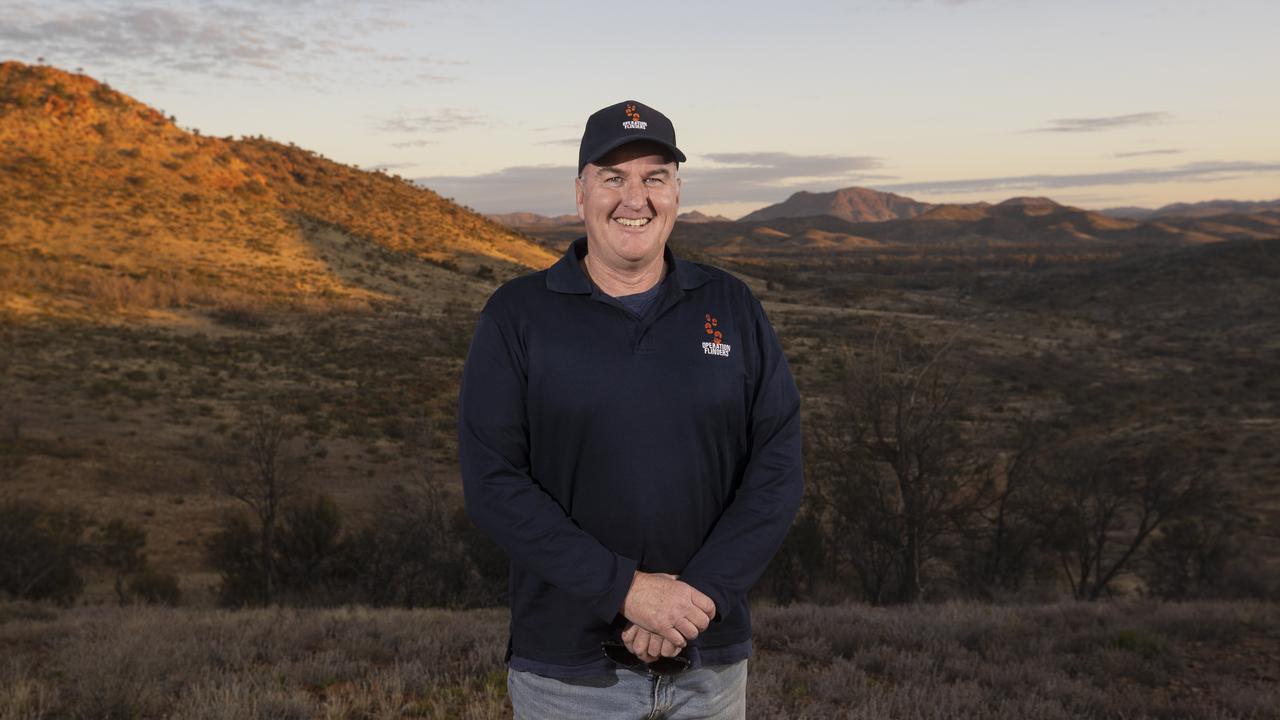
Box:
[508,659,748,719]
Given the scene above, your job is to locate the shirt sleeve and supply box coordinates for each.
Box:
[458,302,637,624]
[678,295,804,621]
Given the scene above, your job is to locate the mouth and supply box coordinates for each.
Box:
[613,217,652,228]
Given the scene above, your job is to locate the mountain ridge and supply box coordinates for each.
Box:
[1100,198,1280,221]
[739,187,936,223]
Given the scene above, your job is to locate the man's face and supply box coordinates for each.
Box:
[575,141,680,270]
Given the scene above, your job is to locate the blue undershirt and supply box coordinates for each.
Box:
[591,259,669,319]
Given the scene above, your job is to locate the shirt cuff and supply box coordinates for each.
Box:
[680,576,729,623]
[592,553,639,624]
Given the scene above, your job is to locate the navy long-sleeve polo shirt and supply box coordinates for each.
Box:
[458,236,803,677]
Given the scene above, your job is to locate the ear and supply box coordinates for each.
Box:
[575,175,586,220]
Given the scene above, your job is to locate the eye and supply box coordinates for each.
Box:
[603,176,623,186]
[644,177,665,186]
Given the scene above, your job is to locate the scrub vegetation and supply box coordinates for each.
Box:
[1,599,1276,719]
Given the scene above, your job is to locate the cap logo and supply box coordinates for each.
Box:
[622,103,648,130]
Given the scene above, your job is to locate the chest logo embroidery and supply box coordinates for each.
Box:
[702,313,731,357]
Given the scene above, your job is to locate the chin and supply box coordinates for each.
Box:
[616,237,661,260]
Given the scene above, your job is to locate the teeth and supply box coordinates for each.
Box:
[615,217,651,227]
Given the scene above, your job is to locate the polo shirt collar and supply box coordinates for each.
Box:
[546,236,712,295]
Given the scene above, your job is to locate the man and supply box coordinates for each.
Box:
[458,100,803,718]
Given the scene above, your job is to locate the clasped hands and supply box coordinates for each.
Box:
[619,571,716,664]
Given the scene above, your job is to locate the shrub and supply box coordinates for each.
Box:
[128,567,182,606]
[275,493,348,603]
[92,518,147,605]
[0,499,90,605]
[204,511,265,607]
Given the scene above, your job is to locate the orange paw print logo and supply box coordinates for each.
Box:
[704,313,723,345]
[625,103,641,122]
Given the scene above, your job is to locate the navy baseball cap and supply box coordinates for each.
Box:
[577,100,687,174]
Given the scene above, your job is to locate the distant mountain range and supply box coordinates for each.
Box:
[1099,199,1280,221]
[665,195,1178,260]
[739,187,936,223]
[488,188,1280,252]
[677,210,734,223]
[490,187,1280,262]
[485,212,581,227]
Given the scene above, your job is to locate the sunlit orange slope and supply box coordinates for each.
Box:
[0,61,558,320]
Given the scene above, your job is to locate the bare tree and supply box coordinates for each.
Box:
[957,414,1058,596]
[354,415,467,607]
[1142,506,1245,600]
[212,403,303,605]
[1040,435,1214,601]
[813,324,992,604]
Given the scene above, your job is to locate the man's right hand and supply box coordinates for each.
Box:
[621,571,716,652]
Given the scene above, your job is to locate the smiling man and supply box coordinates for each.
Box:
[458,100,803,719]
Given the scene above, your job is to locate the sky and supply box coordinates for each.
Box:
[3,0,1278,219]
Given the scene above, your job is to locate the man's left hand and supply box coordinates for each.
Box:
[621,622,681,662]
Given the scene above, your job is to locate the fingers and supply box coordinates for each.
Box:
[645,629,665,660]
[623,622,686,663]
[628,626,660,663]
[688,586,716,619]
[625,628,649,658]
[684,607,710,632]
[658,625,687,649]
[675,617,701,642]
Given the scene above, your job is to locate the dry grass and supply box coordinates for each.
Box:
[1,600,1276,719]
[0,603,511,720]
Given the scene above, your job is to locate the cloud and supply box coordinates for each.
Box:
[1113,148,1184,158]
[390,139,438,148]
[414,151,891,214]
[375,108,488,134]
[1032,112,1172,133]
[414,165,579,216]
[0,0,459,87]
[686,152,890,205]
[701,152,882,176]
[872,160,1280,196]
[536,137,581,147]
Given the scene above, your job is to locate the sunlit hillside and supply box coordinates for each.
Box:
[0,60,556,322]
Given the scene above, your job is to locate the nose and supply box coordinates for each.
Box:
[621,179,648,210]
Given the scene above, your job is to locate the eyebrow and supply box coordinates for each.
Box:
[594,167,672,178]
